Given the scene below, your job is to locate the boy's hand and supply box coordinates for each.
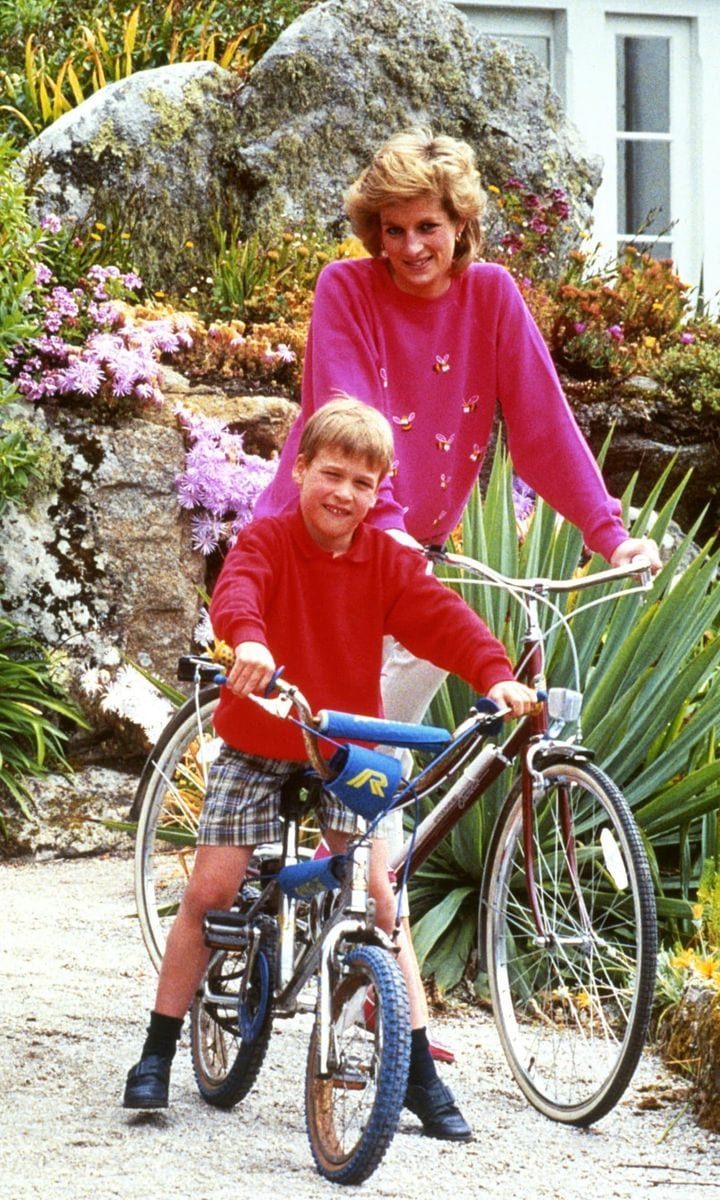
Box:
[227,641,276,698]
[487,680,539,719]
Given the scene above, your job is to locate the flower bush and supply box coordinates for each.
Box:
[5,244,195,421]
[174,406,277,555]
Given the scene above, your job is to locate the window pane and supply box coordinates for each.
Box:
[488,33,550,70]
[616,36,670,133]
[618,239,673,261]
[617,141,671,237]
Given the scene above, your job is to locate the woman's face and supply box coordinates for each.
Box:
[379,195,464,298]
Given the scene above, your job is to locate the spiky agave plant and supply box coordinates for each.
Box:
[410,443,720,992]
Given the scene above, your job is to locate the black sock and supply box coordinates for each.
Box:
[141,1010,184,1060]
[408,1027,439,1089]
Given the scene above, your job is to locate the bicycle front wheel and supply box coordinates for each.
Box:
[305,944,410,1186]
[485,756,657,1125]
[133,687,220,970]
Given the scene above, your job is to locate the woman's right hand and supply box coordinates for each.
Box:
[227,641,276,698]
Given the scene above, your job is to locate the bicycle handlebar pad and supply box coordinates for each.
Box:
[317,710,451,753]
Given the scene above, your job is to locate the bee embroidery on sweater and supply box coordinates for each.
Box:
[435,433,454,452]
[380,367,389,388]
[462,394,479,413]
[389,458,400,478]
[393,413,416,432]
[433,354,450,373]
[440,473,450,490]
[469,443,483,462]
[432,510,448,528]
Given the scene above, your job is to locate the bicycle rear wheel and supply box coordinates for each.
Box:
[133,687,220,970]
[305,944,410,1185]
[485,756,657,1125]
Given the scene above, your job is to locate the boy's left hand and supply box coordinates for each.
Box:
[488,679,539,719]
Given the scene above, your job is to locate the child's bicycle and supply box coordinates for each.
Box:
[130,549,658,1173]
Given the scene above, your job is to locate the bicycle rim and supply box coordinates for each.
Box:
[305,944,410,1185]
[486,757,657,1125]
[133,687,220,969]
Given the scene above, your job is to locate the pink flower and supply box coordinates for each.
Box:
[681,332,695,344]
[607,324,624,341]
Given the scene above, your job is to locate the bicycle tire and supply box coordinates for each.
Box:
[133,687,220,970]
[190,914,277,1109]
[305,943,411,1185]
[485,756,657,1125]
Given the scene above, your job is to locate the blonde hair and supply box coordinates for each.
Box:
[344,128,487,271]
[298,395,395,476]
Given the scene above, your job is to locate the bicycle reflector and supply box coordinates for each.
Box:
[326,744,403,820]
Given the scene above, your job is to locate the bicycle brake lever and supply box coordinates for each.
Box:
[248,691,294,720]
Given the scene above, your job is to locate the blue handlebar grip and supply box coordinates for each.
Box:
[264,665,285,697]
[536,689,548,702]
[214,673,227,685]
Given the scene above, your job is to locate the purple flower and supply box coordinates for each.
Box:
[529,217,548,235]
[574,322,587,334]
[40,213,62,233]
[607,324,624,341]
[57,357,105,396]
[512,476,535,523]
[34,263,53,286]
[681,332,695,344]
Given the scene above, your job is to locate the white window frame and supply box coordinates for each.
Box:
[454,3,712,299]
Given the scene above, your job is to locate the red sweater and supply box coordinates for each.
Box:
[210,510,514,761]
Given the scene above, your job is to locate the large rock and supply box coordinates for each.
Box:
[0,405,205,705]
[20,0,600,287]
[20,61,242,290]
[234,0,601,245]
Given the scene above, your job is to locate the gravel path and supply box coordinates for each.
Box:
[1,852,717,1200]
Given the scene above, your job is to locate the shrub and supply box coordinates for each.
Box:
[410,445,720,992]
[0,617,88,835]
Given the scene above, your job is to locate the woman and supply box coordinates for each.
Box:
[256,126,659,714]
[254,128,660,1137]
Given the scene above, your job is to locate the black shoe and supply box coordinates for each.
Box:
[123,1054,172,1109]
[405,1078,472,1141]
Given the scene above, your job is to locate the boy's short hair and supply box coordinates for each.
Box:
[298,395,395,477]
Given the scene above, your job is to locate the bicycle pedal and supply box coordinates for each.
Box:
[331,1071,367,1091]
[203,909,251,950]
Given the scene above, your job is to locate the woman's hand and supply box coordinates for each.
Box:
[227,641,276,698]
[487,679,539,719]
[610,536,662,574]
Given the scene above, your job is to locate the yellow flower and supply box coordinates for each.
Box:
[154,290,166,299]
[643,336,657,349]
[487,184,500,194]
[120,232,130,240]
[184,240,194,249]
[90,233,101,242]
[692,903,704,921]
[94,222,106,231]
[266,250,280,262]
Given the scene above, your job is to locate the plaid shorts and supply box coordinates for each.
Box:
[196,744,358,847]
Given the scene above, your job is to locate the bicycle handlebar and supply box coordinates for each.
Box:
[426,548,653,594]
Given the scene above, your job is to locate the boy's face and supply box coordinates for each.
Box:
[292,446,382,554]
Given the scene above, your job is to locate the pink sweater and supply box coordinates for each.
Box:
[255,258,627,558]
[210,510,514,761]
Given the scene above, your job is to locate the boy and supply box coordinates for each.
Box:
[123,397,536,1139]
